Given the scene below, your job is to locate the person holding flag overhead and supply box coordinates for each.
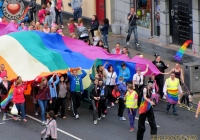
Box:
[67,67,86,120]
[137,80,157,140]
[163,72,183,116]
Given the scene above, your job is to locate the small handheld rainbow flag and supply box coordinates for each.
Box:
[0,85,14,109]
[174,40,192,61]
[19,6,29,21]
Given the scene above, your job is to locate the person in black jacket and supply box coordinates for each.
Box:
[152,54,169,99]
[89,15,99,37]
[97,78,107,121]
[0,76,13,120]
[90,78,100,125]
[28,0,37,23]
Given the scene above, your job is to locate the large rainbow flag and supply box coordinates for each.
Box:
[0,23,161,95]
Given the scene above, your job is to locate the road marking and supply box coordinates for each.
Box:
[26,114,82,140]
[0,122,5,124]
[135,117,160,128]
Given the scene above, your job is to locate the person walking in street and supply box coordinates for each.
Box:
[89,15,99,37]
[0,76,12,120]
[163,72,183,116]
[28,0,37,23]
[67,67,87,119]
[125,84,138,132]
[103,62,117,106]
[132,65,148,104]
[48,73,59,113]
[71,0,82,22]
[117,76,127,121]
[55,0,64,29]
[126,7,139,46]
[41,110,57,140]
[152,54,169,99]
[13,78,27,122]
[100,18,109,48]
[137,80,157,140]
[54,75,69,119]
[97,78,107,120]
[111,43,122,54]
[90,78,100,125]
[33,77,50,125]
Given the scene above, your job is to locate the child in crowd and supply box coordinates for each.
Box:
[97,78,107,120]
[43,23,51,33]
[117,76,127,121]
[150,75,159,105]
[18,21,26,30]
[125,84,138,132]
[96,40,104,48]
[35,22,41,30]
[44,11,52,28]
[68,18,75,37]
[71,33,76,39]
[90,78,100,125]
[93,30,101,46]
[57,29,64,36]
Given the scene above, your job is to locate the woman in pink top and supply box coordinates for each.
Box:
[38,4,47,25]
[55,0,64,29]
[0,64,7,79]
[68,18,75,37]
[13,78,27,122]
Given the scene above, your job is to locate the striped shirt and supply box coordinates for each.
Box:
[41,119,57,139]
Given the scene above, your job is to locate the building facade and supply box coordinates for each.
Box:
[112,0,200,54]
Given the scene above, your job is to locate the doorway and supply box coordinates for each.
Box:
[169,0,193,48]
[96,0,105,24]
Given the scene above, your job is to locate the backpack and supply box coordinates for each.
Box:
[112,85,120,98]
[77,26,89,39]
[137,86,147,107]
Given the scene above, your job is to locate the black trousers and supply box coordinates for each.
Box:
[118,98,125,117]
[55,97,67,117]
[48,97,57,112]
[29,11,36,23]
[137,107,157,140]
[71,92,82,116]
[91,99,98,120]
[135,85,144,95]
[155,76,164,98]
[106,85,115,103]
[98,100,107,118]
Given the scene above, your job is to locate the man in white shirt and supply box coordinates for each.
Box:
[132,64,149,94]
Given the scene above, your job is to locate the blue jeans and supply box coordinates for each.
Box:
[15,102,26,119]
[74,7,82,21]
[128,109,137,128]
[166,102,177,114]
[55,10,63,25]
[38,100,47,121]
[102,35,108,48]
[126,25,138,43]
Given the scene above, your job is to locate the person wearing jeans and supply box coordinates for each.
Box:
[33,77,50,125]
[55,0,64,28]
[100,18,109,48]
[67,67,87,119]
[126,7,139,46]
[13,78,27,122]
[117,76,127,121]
[71,0,82,21]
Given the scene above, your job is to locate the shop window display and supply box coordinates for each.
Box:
[154,0,160,36]
[136,0,151,29]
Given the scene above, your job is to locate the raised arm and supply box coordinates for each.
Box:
[161,68,173,75]
[79,68,87,79]
[142,64,149,75]
[67,69,72,80]
[180,68,184,83]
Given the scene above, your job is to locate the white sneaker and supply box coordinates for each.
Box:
[101,114,105,118]
[94,120,97,125]
[35,112,38,116]
[2,113,6,120]
[97,117,101,120]
[162,96,166,100]
[107,106,110,109]
[75,114,79,119]
[136,43,140,47]
[61,25,64,29]
[119,117,126,121]
[111,102,115,106]
[126,42,129,45]
[187,106,190,110]
[42,121,46,126]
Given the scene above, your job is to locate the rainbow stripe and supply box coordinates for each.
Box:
[139,98,151,114]
[174,40,192,61]
[167,89,178,104]
[19,6,29,21]
[0,85,14,109]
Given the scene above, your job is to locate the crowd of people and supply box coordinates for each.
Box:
[0,1,199,140]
